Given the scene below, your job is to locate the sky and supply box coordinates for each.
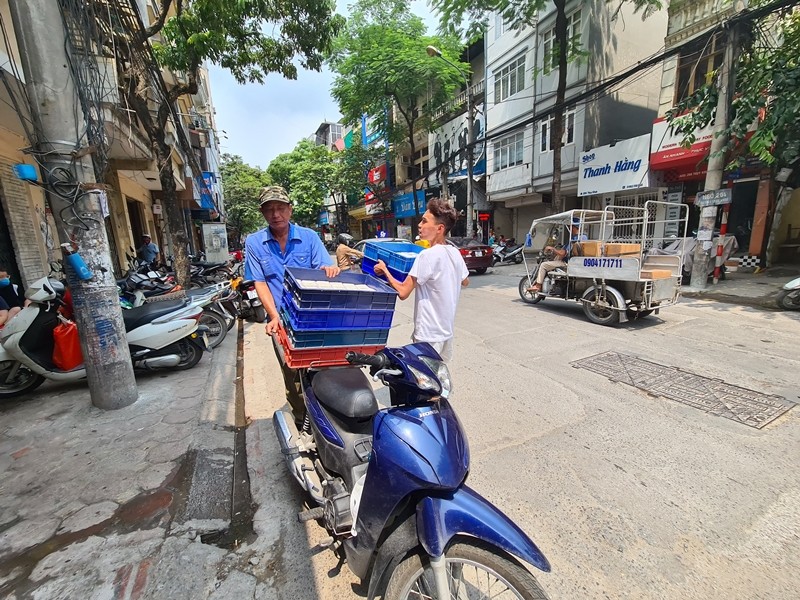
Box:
[208,1,439,170]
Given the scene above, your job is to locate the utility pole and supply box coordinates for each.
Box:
[690,24,737,289]
[465,87,475,239]
[10,0,138,409]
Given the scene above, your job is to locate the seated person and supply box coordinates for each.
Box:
[335,234,364,271]
[0,267,29,320]
[527,220,587,293]
[0,296,9,327]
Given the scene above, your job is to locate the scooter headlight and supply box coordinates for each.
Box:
[408,365,440,393]
[420,357,452,399]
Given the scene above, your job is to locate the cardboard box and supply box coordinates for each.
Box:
[577,240,602,257]
[640,269,673,280]
[605,243,641,257]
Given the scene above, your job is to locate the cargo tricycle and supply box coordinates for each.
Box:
[518,202,689,325]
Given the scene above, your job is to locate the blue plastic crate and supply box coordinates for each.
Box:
[363,241,423,273]
[284,267,397,311]
[282,290,394,330]
[361,256,408,283]
[281,310,390,348]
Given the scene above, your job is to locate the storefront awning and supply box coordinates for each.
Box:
[650,117,711,180]
[348,205,369,220]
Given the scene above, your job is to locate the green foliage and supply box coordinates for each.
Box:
[220,154,271,240]
[666,8,800,170]
[151,0,345,84]
[335,140,388,201]
[328,0,467,152]
[266,140,338,227]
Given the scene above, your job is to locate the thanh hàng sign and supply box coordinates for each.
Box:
[578,134,651,197]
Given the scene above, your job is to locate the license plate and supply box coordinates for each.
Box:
[474,250,483,257]
[246,289,258,300]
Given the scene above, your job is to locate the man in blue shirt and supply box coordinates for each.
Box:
[136,233,160,266]
[245,185,339,420]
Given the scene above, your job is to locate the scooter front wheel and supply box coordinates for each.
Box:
[384,541,549,600]
[518,273,544,305]
[0,360,45,399]
[777,289,800,310]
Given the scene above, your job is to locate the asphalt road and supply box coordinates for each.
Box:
[253,263,800,600]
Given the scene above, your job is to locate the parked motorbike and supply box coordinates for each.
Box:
[0,278,210,399]
[777,277,800,310]
[234,278,267,323]
[492,238,525,265]
[272,342,550,600]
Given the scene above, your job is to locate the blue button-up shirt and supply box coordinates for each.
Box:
[244,223,332,311]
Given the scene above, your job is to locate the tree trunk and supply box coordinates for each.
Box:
[156,140,191,286]
[551,0,569,214]
[408,137,420,238]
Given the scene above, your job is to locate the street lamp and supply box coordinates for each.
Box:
[426,45,475,238]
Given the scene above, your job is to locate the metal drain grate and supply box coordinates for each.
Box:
[571,351,793,429]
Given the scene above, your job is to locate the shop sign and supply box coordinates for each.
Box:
[152,203,162,215]
[696,188,732,207]
[393,191,428,219]
[578,134,651,197]
[368,163,387,185]
[650,117,714,171]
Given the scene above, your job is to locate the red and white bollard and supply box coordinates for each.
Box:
[713,204,730,284]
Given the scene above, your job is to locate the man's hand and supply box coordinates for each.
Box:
[321,265,340,278]
[373,259,387,276]
[265,316,281,336]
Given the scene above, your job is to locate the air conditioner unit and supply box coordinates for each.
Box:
[400,156,411,166]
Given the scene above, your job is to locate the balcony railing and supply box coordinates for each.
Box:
[432,78,485,121]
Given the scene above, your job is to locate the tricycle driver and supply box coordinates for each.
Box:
[527,219,587,294]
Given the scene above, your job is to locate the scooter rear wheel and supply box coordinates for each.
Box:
[384,541,549,600]
[0,360,46,399]
[175,340,204,370]
[777,289,800,310]
[200,310,228,348]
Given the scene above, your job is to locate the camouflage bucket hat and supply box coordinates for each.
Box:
[259,185,291,206]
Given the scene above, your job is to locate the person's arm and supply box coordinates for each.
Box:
[255,281,282,335]
[374,259,416,300]
[309,232,339,278]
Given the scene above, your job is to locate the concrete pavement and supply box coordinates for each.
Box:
[0,325,242,598]
[680,264,800,309]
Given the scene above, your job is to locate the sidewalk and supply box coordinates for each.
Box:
[680,264,800,309]
[0,326,244,598]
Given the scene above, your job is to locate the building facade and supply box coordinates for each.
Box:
[485,1,668,242]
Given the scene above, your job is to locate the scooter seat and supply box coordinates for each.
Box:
[122,298,190,331]
[240,279,254,288]
[191,261,226,268]
[312,368,378,419]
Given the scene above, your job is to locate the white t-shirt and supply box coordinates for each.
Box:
[408,244,469,343]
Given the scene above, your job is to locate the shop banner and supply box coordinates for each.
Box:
[650,117,714,170]
[427,104,486,187]
[393,191,428,219]
[578,134,651,197]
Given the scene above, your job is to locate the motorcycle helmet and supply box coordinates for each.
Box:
[337,233,354,247]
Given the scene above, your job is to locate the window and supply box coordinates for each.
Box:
[541,9,582,73]
[674,32,724,104]
[495,13,511,38]
[540,109,576,152]
[493,131,525,172]
[493,55,526,103]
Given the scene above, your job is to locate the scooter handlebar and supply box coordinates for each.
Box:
[345,351,389,369]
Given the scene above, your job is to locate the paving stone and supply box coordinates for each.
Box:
[58,501,119,533]
[0,518,60,560]
[209,569,257,599]
[135,462,177,492]
[162,409,198,425]
[145,441,190,465]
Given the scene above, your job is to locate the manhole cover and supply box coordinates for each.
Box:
[571,351,792,429]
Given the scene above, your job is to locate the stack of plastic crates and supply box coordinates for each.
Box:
[277,267,398,368]
[360,241,424,282]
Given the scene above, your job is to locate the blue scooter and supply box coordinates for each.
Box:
[272,343,551,599]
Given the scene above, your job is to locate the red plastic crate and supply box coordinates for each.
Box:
[276,326,384,369]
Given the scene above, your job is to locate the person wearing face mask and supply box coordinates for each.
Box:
[0,267,28,320]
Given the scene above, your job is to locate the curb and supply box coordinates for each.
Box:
[681,290,780,310]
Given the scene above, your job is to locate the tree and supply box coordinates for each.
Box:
[112,0,343,285]
[334,139,392,232]
[665,4,800,176]
[328,0,467,226]
[432,0,661,212]
[266,140,338,227]
[219,154,271,245]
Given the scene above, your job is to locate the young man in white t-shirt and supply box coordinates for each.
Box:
[374,198,469,362]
